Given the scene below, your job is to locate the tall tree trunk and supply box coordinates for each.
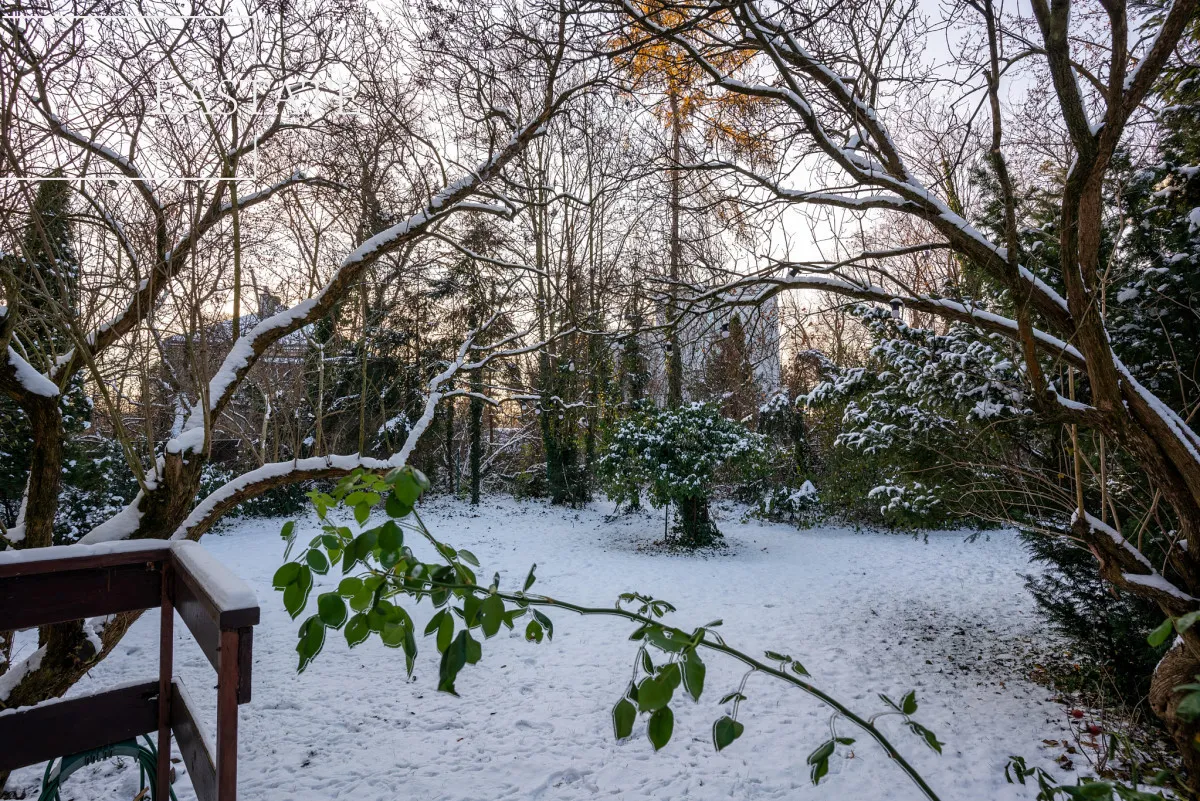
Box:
[20,395,63,549]
[666,89,684,410]
[444,391,457,495]
[469,366,483,505]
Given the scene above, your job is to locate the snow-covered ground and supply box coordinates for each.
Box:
[8,499,1074,801]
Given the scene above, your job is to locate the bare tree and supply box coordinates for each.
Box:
[614,0,1200,775]
[0,0,604,756]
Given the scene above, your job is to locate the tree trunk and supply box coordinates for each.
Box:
[469,367,482,505]
[21,396,64,549]
[445,392,457,495]
[666,89,684,410]
[674,495,720,547]
[1150,641,1200,792]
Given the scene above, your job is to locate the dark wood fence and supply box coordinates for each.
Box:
[0,540,260,801]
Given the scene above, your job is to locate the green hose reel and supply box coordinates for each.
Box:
[39,735,178,801]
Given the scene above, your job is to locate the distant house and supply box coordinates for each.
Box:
[159,292,310,463]
[643,292,782,411]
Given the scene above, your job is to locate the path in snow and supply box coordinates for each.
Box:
[9,499,1072,800]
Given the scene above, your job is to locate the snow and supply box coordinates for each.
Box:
[0,537,167,568]
[7,499,1077,800]
[792,480,817,499]
[172,540,259,612]
[7,347,59,397]
[1074,510,1154,571]
[1123,571,1197,602]
[0,645,44,703]
[166,425,206,455]
[78,491,147,544]
[1188,207,1200,232]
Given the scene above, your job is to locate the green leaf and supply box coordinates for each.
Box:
[392,467,424,507]
[647,707,674,751]
[1176,688,1200,722]
[283,566,313,619]
[338,577,364,597]
[1062,781,1116,799]
[901,690,918,715]
[790,660,810,677]
[306,549,330,575]
[438,630,469,695]
[532,610,554,641]
[379,520,404,552]
[437,609,454,652]
[317,592,347,629]
[810,757,829,785]
[345,613,370,647]
[385,493,412,518]
[808,740,835,765]
[682,652,705,702]
[480,594,504,638]
[907,721,944,754]
[403,626,418,677]
[1177,611,1200,636]
[296,615,325,672]
[712,715,744,751]
[272,562,301,589]
[349,586,373,612]
[463,594,482,628]
[425,608,446,636]
[1148,617,1174,647]
[280,520,295,541]
[458,549,480,567]
[381,622,407,648]
[465,632,482,664]
[807,740,835,785]
[525,619,544,643]
[352,530,378,560]
[636,676,673,712]
[719,691,746,705]
[659,662,682,691]
[645,627,686,653]
[612,698,636,740]
[354,502,371,525]
[523,564,537,591]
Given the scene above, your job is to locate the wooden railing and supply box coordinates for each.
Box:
[0,540,260,801]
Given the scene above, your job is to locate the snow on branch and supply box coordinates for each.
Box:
[5,346,59,398]
[681,270,1085,369]
[168,454,395,542]
[194,111,558,438]
[161,318,560,543]
[1073,510,1197,609]
[54,171,330,384]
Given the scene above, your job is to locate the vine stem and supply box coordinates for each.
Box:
[413,579,944,801]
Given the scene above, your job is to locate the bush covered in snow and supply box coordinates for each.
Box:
[598,402,772,546]
[800,306,1034,529]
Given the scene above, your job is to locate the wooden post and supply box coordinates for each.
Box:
[216,629,240,801]
[157,563,174,801]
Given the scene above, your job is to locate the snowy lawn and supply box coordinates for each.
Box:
[9,498,1072,800]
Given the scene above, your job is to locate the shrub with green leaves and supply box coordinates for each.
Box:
[597,402,770,547]
[274,466,948,801]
